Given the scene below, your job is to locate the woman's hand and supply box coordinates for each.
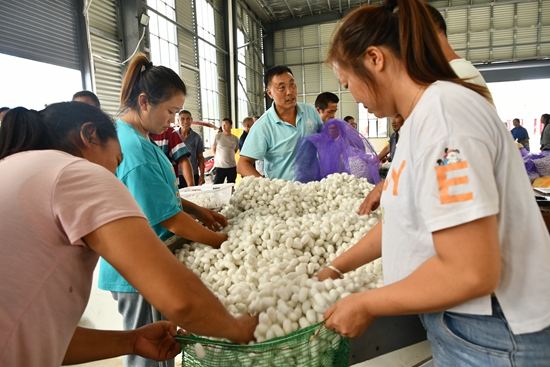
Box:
[324,293,375,338]
[191,205,228,231]
[132,321,183,361]
[315,267,341,281]
[228,313,259,344]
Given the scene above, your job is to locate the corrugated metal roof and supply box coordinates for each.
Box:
[263,0,549,63]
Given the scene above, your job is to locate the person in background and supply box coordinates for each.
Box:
[72,90,101,108]
[98,54,236,367]
[510,118,530,151]
[540,114,550,151]
[253,115,261,121]
[174,109,205,187]
[377,114,404,162]
[344,115,357,129]
[359,3,494,215]
[212,118,239,184]
[150,125,195,187]
[0,104,256,367]
[238,65,323,181]
[239,116,254,151]
[315,91,339,122]
[317,2,550,366]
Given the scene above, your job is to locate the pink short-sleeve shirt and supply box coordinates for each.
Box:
[0,150,145,366]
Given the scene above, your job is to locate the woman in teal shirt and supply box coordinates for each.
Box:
[99,54,244,367]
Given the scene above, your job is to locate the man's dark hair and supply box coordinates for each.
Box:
[179,109,192,116]
[72,90,101,108]
[315,92,339,111]
[222,118,233,126]
[343,116,354,122]
[426,4,447,36]
[264,65,293,89]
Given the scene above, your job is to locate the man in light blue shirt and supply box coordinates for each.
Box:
[238,65,323,181]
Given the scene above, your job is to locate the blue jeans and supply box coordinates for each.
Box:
[112,292,175,367]
[419,298,550,367]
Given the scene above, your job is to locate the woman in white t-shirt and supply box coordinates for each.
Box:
[0,103,256,366]
[316,1,550,366]
[212,118,239,184]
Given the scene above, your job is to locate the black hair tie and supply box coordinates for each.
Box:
[140,62,153,73]
[382,1,396,12]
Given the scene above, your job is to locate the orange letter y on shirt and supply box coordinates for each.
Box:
[383,160,406,196]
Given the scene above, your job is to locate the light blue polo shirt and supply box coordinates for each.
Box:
[240,102,322,181]
[98,120,183,292]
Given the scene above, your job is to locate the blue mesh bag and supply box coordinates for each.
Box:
[295,119,380,184]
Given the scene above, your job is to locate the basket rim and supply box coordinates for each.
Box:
[174,321,336,350]
[180,183,234,193]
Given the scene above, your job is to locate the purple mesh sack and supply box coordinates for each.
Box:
[294,119,381,184]
[522,150,550,182]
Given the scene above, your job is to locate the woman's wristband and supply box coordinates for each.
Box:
[326,265,344,279]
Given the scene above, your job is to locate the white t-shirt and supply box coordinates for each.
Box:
[449,58,488,88]
[449,58,495,106]
[0,150,145,366]
[213,132,239,168]
[380,81,550,335]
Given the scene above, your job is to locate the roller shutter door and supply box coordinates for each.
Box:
[0,0,79,70]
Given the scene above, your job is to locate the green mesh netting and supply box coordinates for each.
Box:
[175,322,349,367]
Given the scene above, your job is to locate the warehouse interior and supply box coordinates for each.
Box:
[1,0,549,149]
[1,1,550,366]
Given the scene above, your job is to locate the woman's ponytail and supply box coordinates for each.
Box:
[120,53,187,112]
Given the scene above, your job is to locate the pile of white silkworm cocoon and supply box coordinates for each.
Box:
[181,192,221,209]
[176,173,384,342]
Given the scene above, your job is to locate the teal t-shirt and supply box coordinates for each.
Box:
[240,102,322,181]
[98,120,182,292]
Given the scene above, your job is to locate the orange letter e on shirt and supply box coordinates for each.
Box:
[435,161,473,204]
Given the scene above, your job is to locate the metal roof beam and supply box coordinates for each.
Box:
[272,10,350,31]
[306,0,314,15]
[283,0,295,18]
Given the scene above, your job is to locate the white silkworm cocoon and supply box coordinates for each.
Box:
[367,217,378,226]
[301,300,311,313]
[306,309,317,324]
[288,310,299,322]
[313,293,327,308]
[298,317,310,329]
[283,319,293,334]
[298,288,309,303]
[260,297,276,309]
[276,311,286,324]
[256,322,269,335]
[294,306,303,319]
[194,343,206,359]
[313,304,326,314]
